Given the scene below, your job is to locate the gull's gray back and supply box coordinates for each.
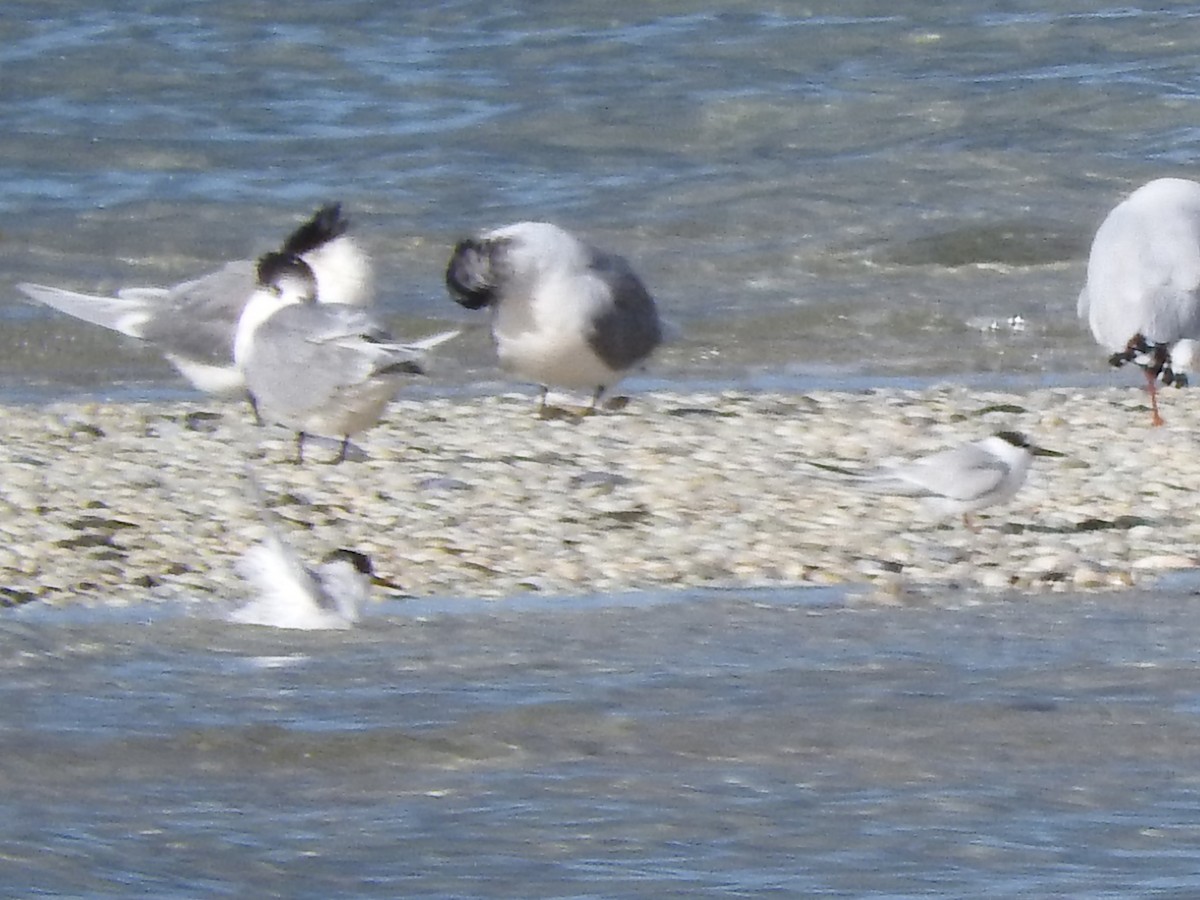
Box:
[584,248,662,371]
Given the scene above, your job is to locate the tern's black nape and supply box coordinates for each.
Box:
[993,431,1030,449]
[255,252,315,296]
[325,548,374,576]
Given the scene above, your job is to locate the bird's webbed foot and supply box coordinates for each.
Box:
[1110,334,1183,388]
[1108,333,1154,369]
[1162,365,1189,389]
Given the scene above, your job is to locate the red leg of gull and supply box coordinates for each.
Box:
[1145,368,1165,426]
[1109,335,1168,426]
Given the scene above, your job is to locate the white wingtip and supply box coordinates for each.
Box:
[17,282,152,338]
[406,328,462,352]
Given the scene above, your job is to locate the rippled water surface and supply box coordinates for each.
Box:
[7,587,1200,896]
[3,2,1200,393]
[5,3,1200,894]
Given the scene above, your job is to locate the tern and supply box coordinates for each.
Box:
[18,202,372,397]
[234,251,458,463]
[230,474,402,630]
[818,431,1061,531]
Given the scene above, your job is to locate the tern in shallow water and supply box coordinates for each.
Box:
[234,251,458,463]
[230,475,401,630]
[445,221,662,414]
[231,545,384,631]
[817,431,1062,531]
[17,202,372,396]
[1078,177,1200,426]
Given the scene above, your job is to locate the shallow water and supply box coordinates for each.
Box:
[6,586,1200,896]
[3,2,1199,394]
[5,3,1200,895]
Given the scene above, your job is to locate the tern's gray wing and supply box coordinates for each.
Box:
[19,259,254,369]
[246,305,405,412]
[863,444,1010,501]
[236,534,327,606]
[584,248,662,370]
[231,535,352,629]
[135,260,257,365]
[17,282,155,336]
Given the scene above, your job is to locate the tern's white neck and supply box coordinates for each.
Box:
[316,561,368,623]
[234,287,296,367]
[979,435,1032,473]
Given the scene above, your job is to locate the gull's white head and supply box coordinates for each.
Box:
[444,222,587,310]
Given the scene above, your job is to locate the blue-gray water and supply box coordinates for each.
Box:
[3,1,1200,395]
[5,2,1200,895]
[9,586,1200,897]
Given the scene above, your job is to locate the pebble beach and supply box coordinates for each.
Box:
[5,382,1198,610]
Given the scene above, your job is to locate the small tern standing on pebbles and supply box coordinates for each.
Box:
[17,203,373,397]
[818,431,1062,531]
[445,221,662,414]
[230,475,402,630]
[234,251,458,463]
[1078,177,1200,426]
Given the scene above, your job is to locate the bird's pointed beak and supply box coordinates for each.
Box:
[1032,446,1065,458]
[370,573,406,593]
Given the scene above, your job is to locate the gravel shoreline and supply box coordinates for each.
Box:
[4,384,1198,609]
